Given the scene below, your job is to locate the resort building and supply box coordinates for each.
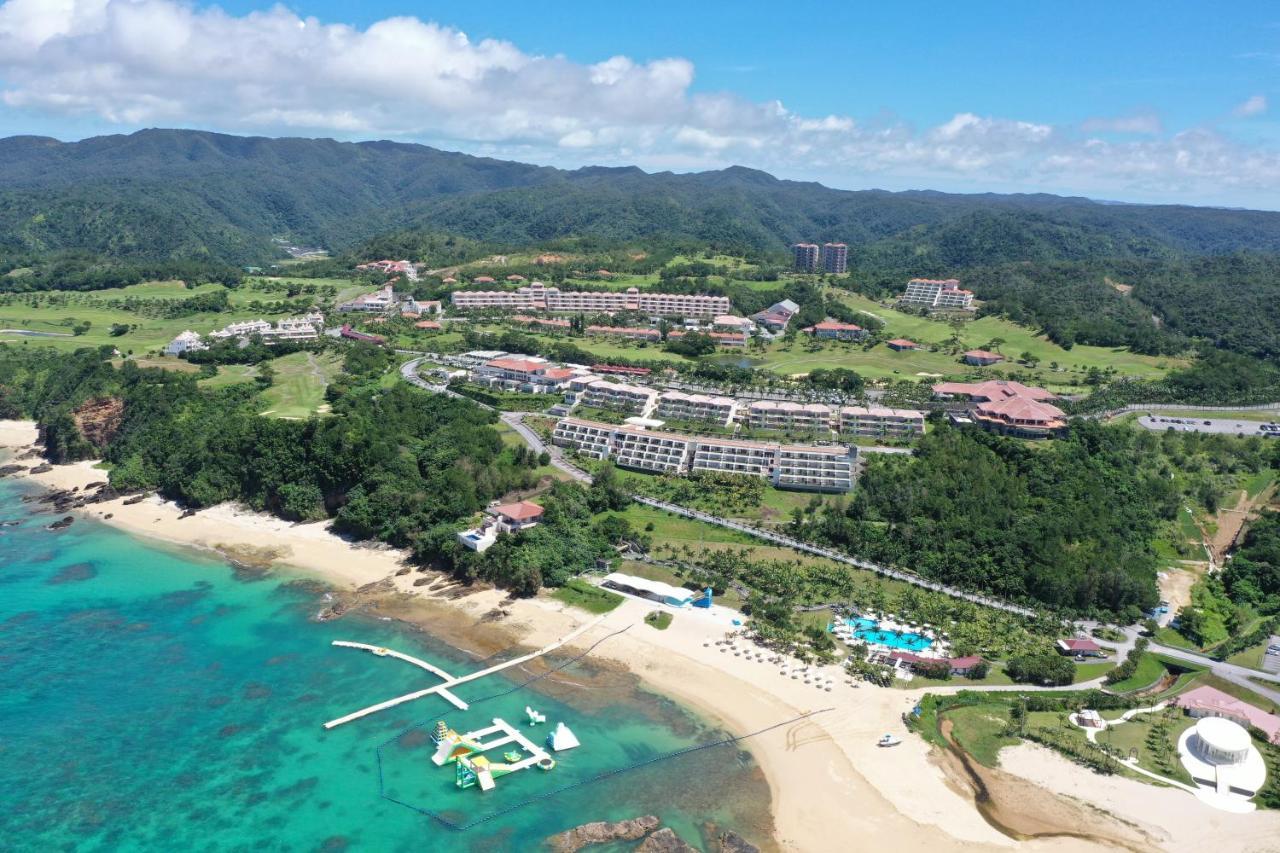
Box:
[356,259,415,279]
[415,320,442,331]
[691,437,781,479]
[553,417,855,491]
[886,338,919,351]
[592,364,651,377]
[821,242,848,274]
[792,243,820,272]
[802,320,866,341]
[339,325,385,344]
[579,379,659,417]
[1174,685,1280,745]
[210,319,272,339]
[610,426,695,473]
[451,282,729,317]
[473,356,576,393]
[656,391,739,427]
[260,313,325,342]
[774,445,855,492]
[338,284,399,313]
[932,379,1057,403]
[585,325,662,342]
[889,652,985,678]
[600,573,695,608]
[970,396,1068,439]
[900,278,975,310]
[712,315,755,334]
[1177,717,1267,800]
[962,350,1005,367]
[747,400,835,432]
[838,406,926,439]
[512,315,572,331]
[455,500,545,553]
[666,330,747,347]
[1056,638,1104,657]
[164,330,207,356]
[551,418,617,461]
[751,299,801,332]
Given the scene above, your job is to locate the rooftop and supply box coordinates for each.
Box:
[491,501,544,522]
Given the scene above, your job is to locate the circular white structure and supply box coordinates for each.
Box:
[1191,717,1252,765]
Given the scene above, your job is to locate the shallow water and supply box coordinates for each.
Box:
[0,477,771,851]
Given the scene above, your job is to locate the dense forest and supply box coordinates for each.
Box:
[5,129,1280,265]
[801,420,1277,618]
[0,346,629,595]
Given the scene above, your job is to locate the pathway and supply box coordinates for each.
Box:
[323,614,609,728]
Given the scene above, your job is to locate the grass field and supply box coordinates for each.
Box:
[1106,654,1169,693]
[644,610,674,630]
[944,704,1019,767]
[815,290,1182,388]
[551,579,623,614]
[198,363,259,389]
[257,351,343,418]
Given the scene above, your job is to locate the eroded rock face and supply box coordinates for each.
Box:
[546,815,662,852]
[72,397,125,449]
[717,831,760,853]
[637,827,696,853]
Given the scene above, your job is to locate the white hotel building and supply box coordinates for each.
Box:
[656,391,738,427]
[578,379,659,417]
[899,278,975,310]
[451,282,730,317]
[553,417,856,493]
[746,401,835,432]
[838,406,927,439]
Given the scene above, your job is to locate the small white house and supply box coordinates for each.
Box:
[456,501,545,553]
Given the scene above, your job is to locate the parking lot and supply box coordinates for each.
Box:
[1137,414,1280,437]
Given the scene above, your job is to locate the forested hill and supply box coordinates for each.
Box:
[4,128,1280,264]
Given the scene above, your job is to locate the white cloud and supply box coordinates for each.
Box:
[1234,94,1268,117]
[1,1,1280,204]
[1081,111,1163,134]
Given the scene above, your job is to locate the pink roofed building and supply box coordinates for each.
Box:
[972,397,1067,439]
[1056,638,1104,657]
[933,379,1057,403]
[886,338,918,351]
[889,651,986,677]
[1174,685,1280,744]
[963,349,1005,366]
[802,320,866,342]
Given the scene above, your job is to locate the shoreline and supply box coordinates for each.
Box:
[5,418,1273,852]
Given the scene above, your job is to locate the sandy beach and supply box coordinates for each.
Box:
[5,418,1278,852]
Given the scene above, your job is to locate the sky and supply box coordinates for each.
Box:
[0,0,1278,207]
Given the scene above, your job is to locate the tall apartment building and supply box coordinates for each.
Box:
[552,417,855,492]
[792,243,820,272]
[821,242,848,274]
[838,406,926,439]
[655,391,738,427]
[451,282,729,317]
[747,401,834,432]
[899,278,975,310]
[579,379,659,417]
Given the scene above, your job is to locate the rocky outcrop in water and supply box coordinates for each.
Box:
[546,815,661,852]
[637,828,695,853]
[716,831,759,853]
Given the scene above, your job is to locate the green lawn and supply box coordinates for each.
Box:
[821,290,1183,388]
[197,363,259,389]
[944,704,1018,767]
[645,610,674,630]
[551,579,623,614]
[1227,643,1269,671]
[1106,654,1168,693]
[257,351,343,418]
[1095,711,1197,784]
[1073,661,1117,683]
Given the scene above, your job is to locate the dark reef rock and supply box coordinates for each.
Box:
[547,816,662,852]
[637,828,696,853]
[46,516,74,531]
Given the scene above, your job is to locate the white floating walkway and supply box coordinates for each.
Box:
[323,615,607,729]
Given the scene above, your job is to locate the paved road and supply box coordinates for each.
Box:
[1137,414,1280,438]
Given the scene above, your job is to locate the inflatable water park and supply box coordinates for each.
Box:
[430,713,581,793]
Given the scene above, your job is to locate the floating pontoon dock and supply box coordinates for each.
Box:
[323,615,606,729]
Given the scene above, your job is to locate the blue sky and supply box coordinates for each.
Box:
[1,0,1278,206]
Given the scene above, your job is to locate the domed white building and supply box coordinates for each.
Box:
[1178,716,1267,800]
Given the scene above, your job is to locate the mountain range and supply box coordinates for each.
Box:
[3,129,1280,266]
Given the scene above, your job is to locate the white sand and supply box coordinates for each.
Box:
[10,420,1279,851]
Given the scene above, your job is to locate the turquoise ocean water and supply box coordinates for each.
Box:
[0,477,771,852]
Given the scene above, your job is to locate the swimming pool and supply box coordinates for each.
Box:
[835,617,933,652]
